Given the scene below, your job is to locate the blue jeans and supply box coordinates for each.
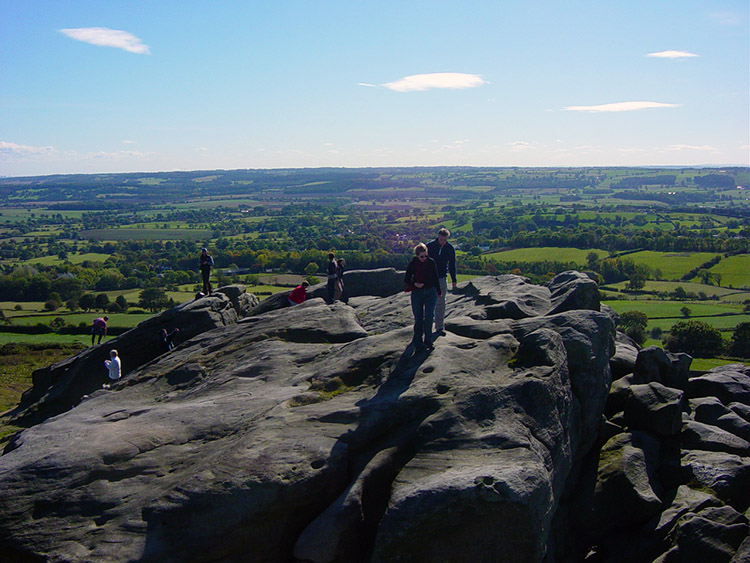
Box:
[410,287,438,345]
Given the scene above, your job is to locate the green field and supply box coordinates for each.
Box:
[16,252,112,266]
[707,254,750,289]
[604,299,744,318]
[606,280,745,298]
[7,312,152,328]
[484,247,608,263]
[80,228,213,241]
[620,251,720,281]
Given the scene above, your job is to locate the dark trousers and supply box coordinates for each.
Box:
[327,278,336,303]
[201,267,212,295]
[410,287,438,345]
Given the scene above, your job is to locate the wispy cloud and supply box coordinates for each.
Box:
[382,73,487,92]
[0,141,56,155]
[357,82,378,88]
[60,27,151,54]
[647,50,698,58]
[564,101,680,113]
[508,141,534,151]
[663,144,717,152]
[710,11,744,26]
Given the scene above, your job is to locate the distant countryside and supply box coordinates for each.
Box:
[1,166,748,383]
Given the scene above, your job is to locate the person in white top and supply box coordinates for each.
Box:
[103,349,121,389]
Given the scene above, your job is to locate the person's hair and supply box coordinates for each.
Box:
[301,281,309,287]
[438,228,450,237]
[103,316,109,321]
[110,349,118,357]
[414,243,428,256]
[337,258,345,264]
[328,253,335,260]
[202,247,208,252]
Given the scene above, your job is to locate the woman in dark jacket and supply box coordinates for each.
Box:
[404,243,442,350]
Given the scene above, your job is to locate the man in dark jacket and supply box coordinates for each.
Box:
[427,228,457,336]
[326,253,337,304]
[199,248,214,296]
[404,243,442,351]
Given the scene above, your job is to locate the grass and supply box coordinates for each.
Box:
[80,228,212,241]
[707,254,750,289]
[7,312,152,327]
[484,247,608,264]
[0,342,85,442]
[606,280,737,298]
[16,252,112,266]
[0,333,93,345]
[619,251,720,281]
[603,299,743,318]
[690,357,750,371]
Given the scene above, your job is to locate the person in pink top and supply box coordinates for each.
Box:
[288,281,309,306]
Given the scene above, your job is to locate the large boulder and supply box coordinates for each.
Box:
[686,365,750,405]
[624,382,684,437]
[545,270,600,315]
[633,346,692,389]
[0,273,615,563]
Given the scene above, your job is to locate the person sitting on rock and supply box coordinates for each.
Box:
[288,281,309,306]
[158,328,180,354]
[91,316,108,346]
[103,349,121,389]
[404,243,441,351]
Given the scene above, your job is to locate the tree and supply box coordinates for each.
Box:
[304,262,318,276]
[680,306,692,318]
[95,293,110,312]
[664,320,724,358]
[586,252,599,270]
[66,298,79,311]
[727,322,750,359]
[115,295,129,311]
[79,293,96,312]
[698,269,713,285]
[619,310,648,345]
[627,273,646,291]
[673,286,687,300]
[138,288,170,312]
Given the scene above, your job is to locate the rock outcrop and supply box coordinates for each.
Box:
[0,272,615,562]
[565,337,750,561]
[6,285,259,427]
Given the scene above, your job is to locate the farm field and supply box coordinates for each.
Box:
[620,251,721,281]
[707,254,750,288]
[484,247,608,263]
[80,228,213,241]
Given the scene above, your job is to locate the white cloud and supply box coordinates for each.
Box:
[508,141,534,151]
[0,141,56,155]
[122,140,136,144]
[564,101,680,112]
[60,27,151,54]
[357,82,378,88]
[647,50,698,58]
[663,144,717,152]
[382,73,487,92]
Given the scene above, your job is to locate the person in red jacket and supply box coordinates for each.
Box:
[288,281,309,306]
[404,243,441,351]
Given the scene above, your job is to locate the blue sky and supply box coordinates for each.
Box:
[1,0,748,176]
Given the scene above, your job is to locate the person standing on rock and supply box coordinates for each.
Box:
[326,253,337,304]
[404,243,441,351]
[199,248,214,296]
[288,281,309,306]
[91,315,108,346]
[102,349,121,389]
[334,258,346,302]
[427,227,457,337]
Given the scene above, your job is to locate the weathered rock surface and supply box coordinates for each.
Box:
[6,285,259,427]
[0,273,614,562]
[570,358,750,562]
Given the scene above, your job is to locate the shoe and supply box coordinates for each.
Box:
[435,329,446,336]
[424,341,434,350]
[102,384,110,390]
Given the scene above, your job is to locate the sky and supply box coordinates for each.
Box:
[1,0,748,176]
